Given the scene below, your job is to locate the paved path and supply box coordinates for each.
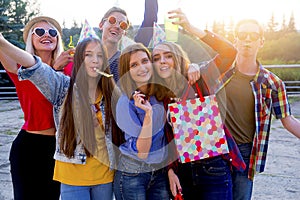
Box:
[0,99,300,200]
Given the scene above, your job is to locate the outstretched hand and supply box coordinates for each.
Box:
[0,33,35,68]
[167,8,193,32]
[167,8,206,39]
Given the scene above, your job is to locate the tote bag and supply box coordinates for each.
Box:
[168,83,229,163]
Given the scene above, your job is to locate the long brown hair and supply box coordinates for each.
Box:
[59,37,122,158]
[118,43,155,98]
[152,41,190,101]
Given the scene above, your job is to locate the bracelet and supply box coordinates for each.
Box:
[189,63,201,72]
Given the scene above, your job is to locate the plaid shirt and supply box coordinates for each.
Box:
[216,62,291,180]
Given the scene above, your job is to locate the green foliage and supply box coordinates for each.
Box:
[288,96,300,104]
[0,0,40,49]
[1,3,299,64]
[267,13,279,33]
[0,0,11,30]
[258,33,300,64]
[265,67,300,81]
[61,19,105,50]
[62,27,81,50]
[211,12,300,64]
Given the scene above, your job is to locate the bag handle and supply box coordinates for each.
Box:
[182,82,205,102]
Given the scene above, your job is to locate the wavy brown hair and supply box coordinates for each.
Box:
[118,43,155,98]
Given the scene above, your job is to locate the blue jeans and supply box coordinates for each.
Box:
[60,182,113,200]
[113,155,170,200]
[232,143,253,200]
[177,155,232,200]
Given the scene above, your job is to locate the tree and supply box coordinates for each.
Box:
[267,13,278,33]
[62,20,81,50]
[211,20,225,36]
[0,0,40,49]
[287,12,296,33]
[265,13,279,40]
[277,14,288,38]
[0,0,12,32]
[280,14,287,32]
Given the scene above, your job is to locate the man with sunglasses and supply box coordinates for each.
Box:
[99,0,158,82]
[214,19,300,200]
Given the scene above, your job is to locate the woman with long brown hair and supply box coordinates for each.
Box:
[0,35,122,200]
[113,43,170,200]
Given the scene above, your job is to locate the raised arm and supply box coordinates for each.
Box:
[132,91,153,159]
[134,0,158,47]
[1,33,69,106]
[0,48,18,73]
[170,9,237,73]
[169,9,237,88]
[0,33,36,68]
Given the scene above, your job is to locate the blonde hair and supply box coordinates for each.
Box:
[25,21,64,66]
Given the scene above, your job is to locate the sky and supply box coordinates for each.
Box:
[34,0,300,30]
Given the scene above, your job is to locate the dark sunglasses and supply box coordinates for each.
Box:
[237,32,261,41]
[32,27,58,38]
[104,15,129,30]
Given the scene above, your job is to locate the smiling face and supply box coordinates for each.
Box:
[83,41,104,78]
[99,11,127,44]
[152,43,178,82]
[31,21,58,53]
[129,50,153,88]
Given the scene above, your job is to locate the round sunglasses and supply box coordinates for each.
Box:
[32,27,58,38]
[236,32,261,41]
[104,15,129,30]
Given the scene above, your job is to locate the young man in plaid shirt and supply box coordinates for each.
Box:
[214,19,300,200]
